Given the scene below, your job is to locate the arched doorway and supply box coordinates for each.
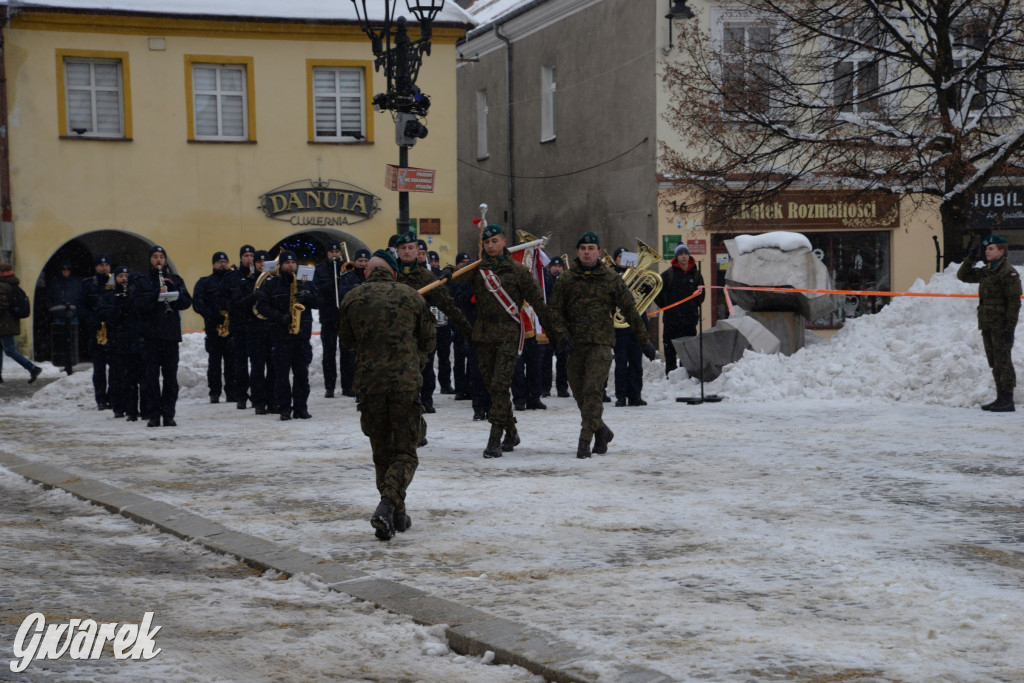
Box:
[33,230,162,361]
[266,229,370,267]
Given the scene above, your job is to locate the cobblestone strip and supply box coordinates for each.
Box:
[0,450,673,683]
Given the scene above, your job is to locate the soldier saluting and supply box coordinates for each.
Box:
[339,250,436,541]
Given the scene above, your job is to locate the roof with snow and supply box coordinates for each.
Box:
[461,0,532,25]
[0,0,474,24]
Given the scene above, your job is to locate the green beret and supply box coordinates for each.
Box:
[577,231,601,247]
[481,224,504,240]
[394,230,418,246]
[372,248,400,274]
[982,235,1008,247]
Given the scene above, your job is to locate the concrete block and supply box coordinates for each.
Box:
[338,578,430,611]
[748,310,806,356]
[395,594,492,628]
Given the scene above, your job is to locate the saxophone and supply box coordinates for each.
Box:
[288,275,305,335]
[216,310,230,337]
[96,323,108,346]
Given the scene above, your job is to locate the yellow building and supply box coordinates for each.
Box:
[0,1,471,358]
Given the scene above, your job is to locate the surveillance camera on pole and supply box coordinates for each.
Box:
[395,112,428,147]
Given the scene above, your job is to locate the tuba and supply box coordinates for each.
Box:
[288,273,305,335]
[613,239,664,329]
[251,257,278,320]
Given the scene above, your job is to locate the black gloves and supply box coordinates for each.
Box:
[295,289,311,305]
[439,266,455,282]
[641,342,658,361]
[557,334,575,354]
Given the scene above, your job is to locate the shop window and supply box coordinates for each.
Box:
[56,51,132,139]
[806,231,891,328]
[186,56,256,142]
[722,21,773,114]
[308,62,368,142]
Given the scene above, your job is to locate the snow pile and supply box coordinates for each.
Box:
[733,231,813,254]
[693,263,1020,407]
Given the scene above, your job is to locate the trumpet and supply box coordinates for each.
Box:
[613,239,664,329]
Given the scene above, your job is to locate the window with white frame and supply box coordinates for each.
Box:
[64,58,124,137]
[721,21,772,114]
[192,63,248,140]
[952,20,1000,114]
[832,21,882,115]
[540,66,556,142]
[476,89,489,159]
[313,66,365,141]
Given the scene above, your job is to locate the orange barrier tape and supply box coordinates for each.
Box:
[182,330,324,335]
[646,282,1021,318]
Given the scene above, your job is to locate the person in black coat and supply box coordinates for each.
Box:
[99,265,142,421]
[450,252,473,400]
[81,253,114,409]
[193,251,237,404]
[48,261,84,324]
[239,249,274,414]
[255,250,320,421]
[130,245,192,427]
[335,247,370,397]
[313,241,347,398]
[611,247,648,406]
[450,259,491,421]
[654,243,705,376]
[223,245,256,409]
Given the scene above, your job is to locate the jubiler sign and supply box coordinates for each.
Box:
[710,191,900,230]
[259,179,380,227]
[967,186,1024,230]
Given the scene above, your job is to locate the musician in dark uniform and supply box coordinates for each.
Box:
[99,265,142,421]
[313,241,346,398]
[429,250,455,395]
[336,248,371,397]
[81,253,114,410]
[254,250,320,421]
[131,246,192,427]
[223,245,255,409]
[238,249,273,415]
[193,251,236,404]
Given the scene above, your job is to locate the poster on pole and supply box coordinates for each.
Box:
[385,165,436,193]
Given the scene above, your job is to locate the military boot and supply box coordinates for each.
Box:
[502,420,521,452]
[988,390,1016,413]
[394,513,412,533]
[483,424,504,458]
[371,497,396,541]
[577,435,592,459]
[981,395,999,410]
[593,424,614,455]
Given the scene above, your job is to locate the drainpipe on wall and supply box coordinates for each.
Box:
[494,24,515,231]
[0,6,14,265]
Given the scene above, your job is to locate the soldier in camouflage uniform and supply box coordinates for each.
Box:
[957,234,1021,412]
[549,232,657,458]
[339,250,436,541]
[450,224,565,458]
[393,231,472,415]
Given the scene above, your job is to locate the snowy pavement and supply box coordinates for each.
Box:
[2,264,1023,681]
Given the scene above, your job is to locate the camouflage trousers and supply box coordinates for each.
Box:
[567,343,613,440]
[357,390,421,515]
[476,337,520,428]
[982,329,1016,392]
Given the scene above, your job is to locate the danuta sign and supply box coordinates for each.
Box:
[259,179,380,227]
[709,191,900,230]
[10,612,162,672]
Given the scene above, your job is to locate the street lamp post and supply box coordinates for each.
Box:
[351,0,445,235]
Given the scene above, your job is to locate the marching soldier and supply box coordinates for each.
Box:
[254,250,320,421]
[193,251,237,404]
[393,231,472,414]
[131,246,192,427]
[81,253,114,410]
[338,250,436,541]
[450,225,565,458]
[957,235,1021,412]
[549,232,656,459]
[223,245,256,409]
